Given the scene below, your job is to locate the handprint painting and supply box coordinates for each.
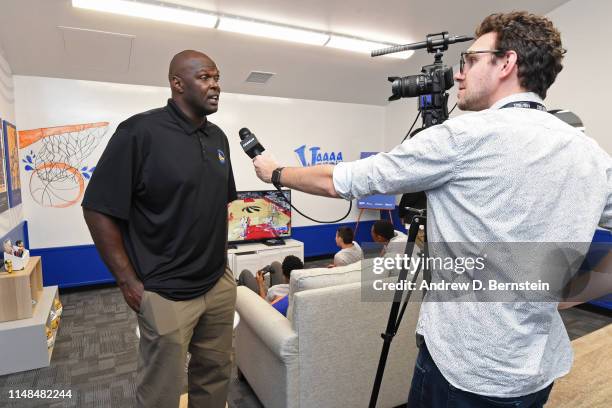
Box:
[18,122,109,208]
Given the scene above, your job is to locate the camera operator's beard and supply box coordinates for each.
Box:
[457,87,491,111]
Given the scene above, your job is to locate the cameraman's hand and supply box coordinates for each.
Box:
[119,277,145,313]
[253,154,279,183]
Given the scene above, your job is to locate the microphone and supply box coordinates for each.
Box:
[239,127,265,158]
[371,33,473,57]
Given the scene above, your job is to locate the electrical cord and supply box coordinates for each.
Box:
[401,102,457,144]
[268,104,446,224]
[401,111,421,143]
[274,185,353,224]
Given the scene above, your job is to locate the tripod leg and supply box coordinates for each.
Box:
[369,215,425,408]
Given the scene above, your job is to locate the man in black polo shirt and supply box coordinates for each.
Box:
[82,50,237,408]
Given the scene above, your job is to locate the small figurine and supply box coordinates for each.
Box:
[54,298,63,316]
[4,259,12,274]
[14,240,25,257]
[3,239,12,254]
[46,326,55,348]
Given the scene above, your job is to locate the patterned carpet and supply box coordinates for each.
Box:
[0,256,609,407]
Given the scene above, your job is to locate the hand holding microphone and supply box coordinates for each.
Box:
[239,127,279,183]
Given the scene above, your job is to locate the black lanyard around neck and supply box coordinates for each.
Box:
[499,101,547,111]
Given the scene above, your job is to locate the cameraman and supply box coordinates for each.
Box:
[252,11,612,407]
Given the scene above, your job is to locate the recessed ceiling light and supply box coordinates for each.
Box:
[72,0,218,28]
[218,16,329,46]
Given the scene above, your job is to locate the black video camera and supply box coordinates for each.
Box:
[373,32,473,128]
[388,60,453,101]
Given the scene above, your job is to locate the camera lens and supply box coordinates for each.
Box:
[390,74,432,99]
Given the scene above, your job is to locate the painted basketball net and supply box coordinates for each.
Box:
[18,122,109,208]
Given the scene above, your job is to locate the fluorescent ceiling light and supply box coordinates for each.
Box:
[326,35,414,59]
[72,1,414,59]
[218,16,329,46]
[72,0,218,28]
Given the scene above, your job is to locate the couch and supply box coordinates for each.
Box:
[235,260,423,408]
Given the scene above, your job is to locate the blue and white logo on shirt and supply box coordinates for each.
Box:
[217,149,226,164]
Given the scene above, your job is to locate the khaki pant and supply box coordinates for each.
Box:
[136,268,237,408]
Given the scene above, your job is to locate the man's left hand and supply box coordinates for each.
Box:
[253,154,279,183]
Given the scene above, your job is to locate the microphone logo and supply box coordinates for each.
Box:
[239,127,265,158]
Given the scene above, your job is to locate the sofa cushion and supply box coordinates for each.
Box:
[287,260,366,321]
[289,261,362,295]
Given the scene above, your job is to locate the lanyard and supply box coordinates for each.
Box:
[499,101,547,111]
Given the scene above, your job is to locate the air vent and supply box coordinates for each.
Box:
[245,71,275,84]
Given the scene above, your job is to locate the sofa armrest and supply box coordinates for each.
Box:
[235,286,298,359]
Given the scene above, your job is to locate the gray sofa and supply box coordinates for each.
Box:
[235,260,423,408]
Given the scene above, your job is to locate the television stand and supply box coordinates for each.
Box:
[263,238,286,246]
[226,239,304,279]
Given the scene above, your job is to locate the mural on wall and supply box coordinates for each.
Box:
[3,120,22,207]
[294,144,344,166]
[18,122,109,208]
[0,120,8,213]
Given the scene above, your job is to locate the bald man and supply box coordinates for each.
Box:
[82,50,237,408]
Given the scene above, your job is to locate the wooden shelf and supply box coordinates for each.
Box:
[0,256,43,322]
[0,286,60,375]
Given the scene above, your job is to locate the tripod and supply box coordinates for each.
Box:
[369,207,429,408]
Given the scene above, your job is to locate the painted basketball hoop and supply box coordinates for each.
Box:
[18,122,109,208]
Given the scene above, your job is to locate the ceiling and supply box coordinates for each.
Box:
[0,0,570,105]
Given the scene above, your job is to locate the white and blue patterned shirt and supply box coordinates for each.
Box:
[333,92,612,397]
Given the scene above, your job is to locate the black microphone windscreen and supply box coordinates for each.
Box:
[239,128,251,140]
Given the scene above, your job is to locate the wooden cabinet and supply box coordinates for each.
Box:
[0,256,43,322]
[0,257,62,375]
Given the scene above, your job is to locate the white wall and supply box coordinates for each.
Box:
[546,0,611,153]
[0,46,23,236]
[14,76,385,249]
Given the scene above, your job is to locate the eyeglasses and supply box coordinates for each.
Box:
[459,50,506,74]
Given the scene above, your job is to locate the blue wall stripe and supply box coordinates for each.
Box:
[23,220,30,248]
[29,220,379,289]
[292,220,376,257]
[30,244,114,288]
[23,211,612,311]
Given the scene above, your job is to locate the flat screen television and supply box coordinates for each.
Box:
[227,190,291,243]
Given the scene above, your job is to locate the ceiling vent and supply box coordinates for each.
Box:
[245,71,275,84]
